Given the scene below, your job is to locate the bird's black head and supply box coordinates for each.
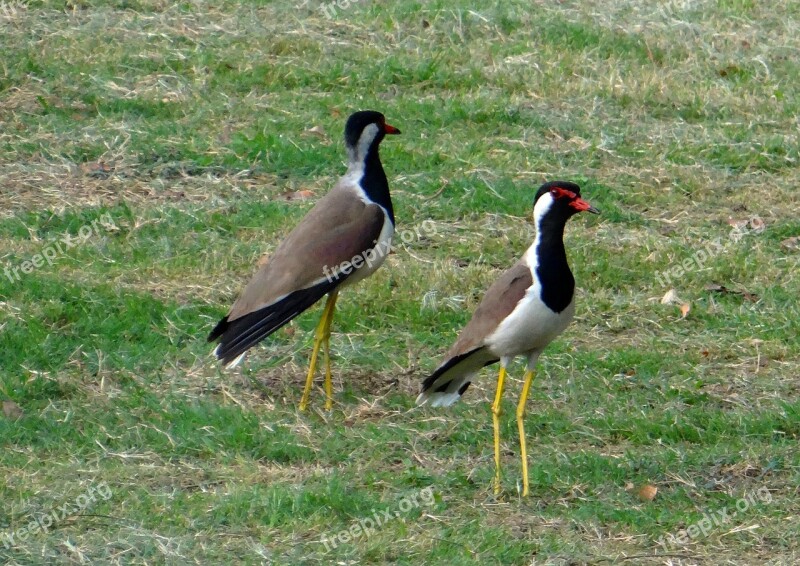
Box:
[533,180,599,224]
[344,110,401,156]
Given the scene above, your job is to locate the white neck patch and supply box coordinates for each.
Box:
[524,191,556,267]
[532,191,555,227]
[347,123,381,168]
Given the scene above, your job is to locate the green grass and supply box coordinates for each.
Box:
[2,0,799,564]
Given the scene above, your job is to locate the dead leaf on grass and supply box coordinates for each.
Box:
[304,125,327,139]
[661,288,680,304]
[277,189,315,202]
[80,161,115,178]
[637,484,658,501]
[704,283,759,302]
[780,236,800,251]
[2,400,23,420]
[727,216,765,233]
[626,483,658,501]
[660,289,690,318]
[727,217,749,230]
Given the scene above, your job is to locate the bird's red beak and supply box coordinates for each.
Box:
[383,123,401,135]
[570,197,600,214]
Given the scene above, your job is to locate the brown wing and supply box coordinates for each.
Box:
[208,182,387,365]
[417,260,533,405]
[445,260,533,358]
[227,183,386,321]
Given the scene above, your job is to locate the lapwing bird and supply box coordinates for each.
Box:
[209,110,400,411]
[417,181,599,496]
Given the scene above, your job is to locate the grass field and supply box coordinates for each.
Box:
[1,0,799,564]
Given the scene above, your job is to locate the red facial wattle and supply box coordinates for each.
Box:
[550,187,600,214]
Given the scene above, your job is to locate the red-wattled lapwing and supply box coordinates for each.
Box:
[417,181,599,496]
[209,110,400,411]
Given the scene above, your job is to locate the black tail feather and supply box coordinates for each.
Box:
[418,347,499,405]
[421,349,478,394]
[208,316,229,343]
[209,276,344,366]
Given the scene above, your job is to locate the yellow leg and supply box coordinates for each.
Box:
[321,291,339,411]
[298,292,338,411]
[491,365,507,495]
[516,369,536,497]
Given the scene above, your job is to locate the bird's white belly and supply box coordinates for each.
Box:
[486,289,575,358]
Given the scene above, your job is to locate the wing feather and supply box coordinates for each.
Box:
[209,183,389,363]
[417,261,532,406]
